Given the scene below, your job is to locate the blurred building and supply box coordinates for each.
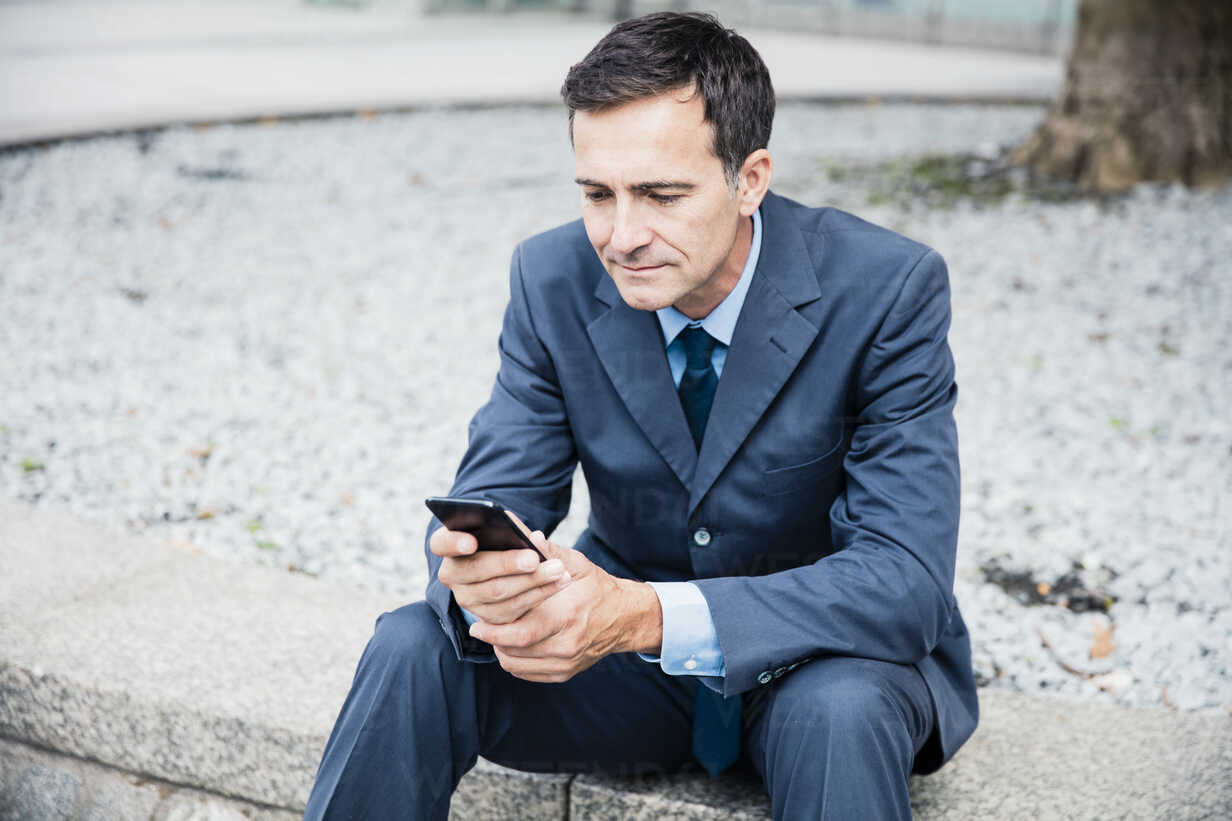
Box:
[423,0,1078,55]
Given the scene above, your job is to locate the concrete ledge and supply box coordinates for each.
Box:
[0,738,568,821]
[572,689,1232,820]
[0,498,580,820]
[569,769,772,820]
[451,761,570,821]
[0,737,298,821]
[1,499,1229,819]
[0,498,395,809]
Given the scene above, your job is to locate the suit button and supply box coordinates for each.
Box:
[693,527,712,547]
[757,671,773,685]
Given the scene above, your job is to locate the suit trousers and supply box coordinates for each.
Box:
[304,601,936,820]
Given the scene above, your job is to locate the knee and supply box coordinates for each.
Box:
[366,601,453,668]
[768,657,908,739]
[756,659,926,817]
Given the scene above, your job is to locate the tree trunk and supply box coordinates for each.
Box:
[1014,0,1232,193]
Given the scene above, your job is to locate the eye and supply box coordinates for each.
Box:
[584,189,611,203]
[650,193,681,205]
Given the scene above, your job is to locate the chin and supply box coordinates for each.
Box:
[613,280,674,313]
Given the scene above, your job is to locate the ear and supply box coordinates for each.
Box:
[736,149,773,216]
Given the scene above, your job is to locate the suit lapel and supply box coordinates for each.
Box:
[688,193,823,515]
[582,193,823,503]
[587,274,698,489]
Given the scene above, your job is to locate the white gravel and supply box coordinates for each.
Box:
[1,102,1228,714]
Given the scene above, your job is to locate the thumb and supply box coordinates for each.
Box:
[502,509,544,554]
[503,509,562,563]
[528,529,563,561]
[532,532,590,577]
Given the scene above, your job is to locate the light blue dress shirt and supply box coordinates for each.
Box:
[636,207,761,691]
[460,209,763,694]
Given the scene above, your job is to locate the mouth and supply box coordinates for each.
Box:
[616,263,666,274]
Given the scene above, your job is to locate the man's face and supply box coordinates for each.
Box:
[572,90,753,319]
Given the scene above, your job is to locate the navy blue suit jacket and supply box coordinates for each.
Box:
[425,190,978,772]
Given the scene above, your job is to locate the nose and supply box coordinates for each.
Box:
[608,199,653,257]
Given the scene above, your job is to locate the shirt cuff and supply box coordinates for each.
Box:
[636,581,726,679]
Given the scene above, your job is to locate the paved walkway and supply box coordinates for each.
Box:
[0,0,1063,146]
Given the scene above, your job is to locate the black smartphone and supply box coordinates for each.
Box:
[424,497,546,561]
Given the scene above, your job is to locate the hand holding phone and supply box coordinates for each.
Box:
[425,496,546,560]
[426,496,570,626]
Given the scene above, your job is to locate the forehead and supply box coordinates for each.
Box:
[572,91,724,184]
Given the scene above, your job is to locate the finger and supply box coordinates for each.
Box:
[493,617,582,657]
[493,646,574,682]
[540,540,587,577]
[498,510,562,563]
[450,557,561,606]
[467,575,574,625]
[438,550,504,589]
[527,529,560,561]
[447,547,545,587]
[470,609,558,649]
[501,511,550,560]
[456,557,568,605]
[429,526,477,558]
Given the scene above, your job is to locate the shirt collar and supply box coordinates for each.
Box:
[656,207,762,348]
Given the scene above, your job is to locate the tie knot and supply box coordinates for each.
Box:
[679,326,717,370]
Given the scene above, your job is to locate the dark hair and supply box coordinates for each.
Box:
[560,12,775,187]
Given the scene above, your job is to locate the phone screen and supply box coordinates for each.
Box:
[424,497,545,560]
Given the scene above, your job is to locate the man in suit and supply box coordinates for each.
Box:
[305,12,977,820]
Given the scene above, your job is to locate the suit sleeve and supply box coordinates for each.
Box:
[424,244,579,663]
[694,249,961,697]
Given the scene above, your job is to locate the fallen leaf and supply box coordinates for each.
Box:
[1036,582,1052,596]
[1163,687,1173,709]
[1090,619,1117,660]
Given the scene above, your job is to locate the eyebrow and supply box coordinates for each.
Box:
[574,178,696,192]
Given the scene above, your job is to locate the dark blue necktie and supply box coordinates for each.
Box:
[676,326,741,777]
[677,326,719,449]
